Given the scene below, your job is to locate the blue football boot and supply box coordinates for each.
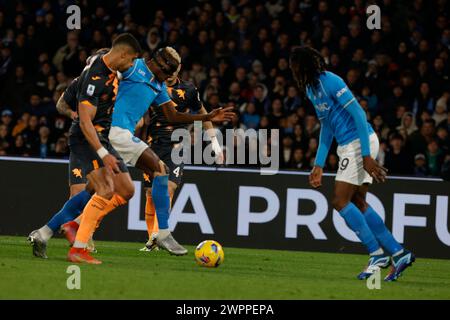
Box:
[384,250,415,282]
[357,254,391,280]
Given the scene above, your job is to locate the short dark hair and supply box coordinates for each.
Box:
[112,33,141,55]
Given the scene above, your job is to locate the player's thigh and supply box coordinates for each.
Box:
[107,144,133,200]
[109,126,148,167]
[112,172,135,200]
[154,143,184,185]
[135,147,161,174]
[69,145,89,188]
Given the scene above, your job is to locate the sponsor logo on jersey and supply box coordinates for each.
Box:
[336,86,348,98]
[138,69,146,77]
[87,84,95,96]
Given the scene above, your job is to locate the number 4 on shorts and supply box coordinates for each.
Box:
[173,167,180,177]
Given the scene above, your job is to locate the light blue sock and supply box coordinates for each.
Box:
[364,206,403,255]
[151,175,170,229]
[339,202,381,254]
[46,190,92,232]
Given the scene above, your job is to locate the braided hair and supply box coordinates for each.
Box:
[289,46,326,97]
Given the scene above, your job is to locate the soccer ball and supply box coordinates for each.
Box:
[194,240,224,268]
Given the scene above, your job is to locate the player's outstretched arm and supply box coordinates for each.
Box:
[345,101,387,182]
[160,100,235,124]
[199,105,224,164]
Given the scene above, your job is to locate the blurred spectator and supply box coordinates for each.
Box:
[413,153,428,177]
[385,134,413,175]
[1,109,13,131]
[0,0,447,179]
[407,119,436,156]
[9,134,30,156]
[241,102,260,129]
[426,139,445,176]
[289,148,306,169]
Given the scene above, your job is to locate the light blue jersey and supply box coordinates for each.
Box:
[306,71,374,167]
[112,58,171,133]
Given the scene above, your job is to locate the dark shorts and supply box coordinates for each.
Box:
[143,142,184,188]
[69,140,129,186]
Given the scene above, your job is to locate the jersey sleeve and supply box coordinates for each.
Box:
[62,77,79,110]
[324,72,371,157]
[154,86,172,106]
[324,72,355,108]
[77,70,107,108]
[315,120,334,168]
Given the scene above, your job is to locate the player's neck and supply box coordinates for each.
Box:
[166,78,178,87]
[102,53,117,73]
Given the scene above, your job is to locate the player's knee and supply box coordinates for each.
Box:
[352,195,368,213]
[117,181,135,201]
[332,197,349,212]
[168,182,177,198]
[97,188,115,200]
[85,183,95,195]
[156,160,168,175]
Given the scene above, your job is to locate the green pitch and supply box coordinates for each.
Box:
[1,235,449,299]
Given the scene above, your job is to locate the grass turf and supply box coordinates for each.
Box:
[0,235,449,299]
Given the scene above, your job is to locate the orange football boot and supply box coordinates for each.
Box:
[67,247,102,264]
[61,221,79,245]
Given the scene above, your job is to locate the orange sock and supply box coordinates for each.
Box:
[145,193,159,238]
[73,193,126,247]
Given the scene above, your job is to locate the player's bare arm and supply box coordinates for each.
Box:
[56,93,78,120]
[78,101,119,173]
[199,105,224,164]
[160,100,235,123]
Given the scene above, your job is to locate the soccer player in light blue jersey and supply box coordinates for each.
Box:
[29,47,234,260]
[289,46,415,281]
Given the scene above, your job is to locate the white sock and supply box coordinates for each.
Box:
[392,249,404,257]
[370,248,384,256]
[38,225,53,242]
[158,229,170,239]
[73,241,87,249]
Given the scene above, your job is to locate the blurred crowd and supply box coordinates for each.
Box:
[0,0,449,179]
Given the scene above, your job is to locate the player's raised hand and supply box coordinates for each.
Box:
[208,107,235,123]
[102,154,121,174]
[309,166,323,188]
[363,156,388,183]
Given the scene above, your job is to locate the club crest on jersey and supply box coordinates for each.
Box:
[132,136,141,144]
